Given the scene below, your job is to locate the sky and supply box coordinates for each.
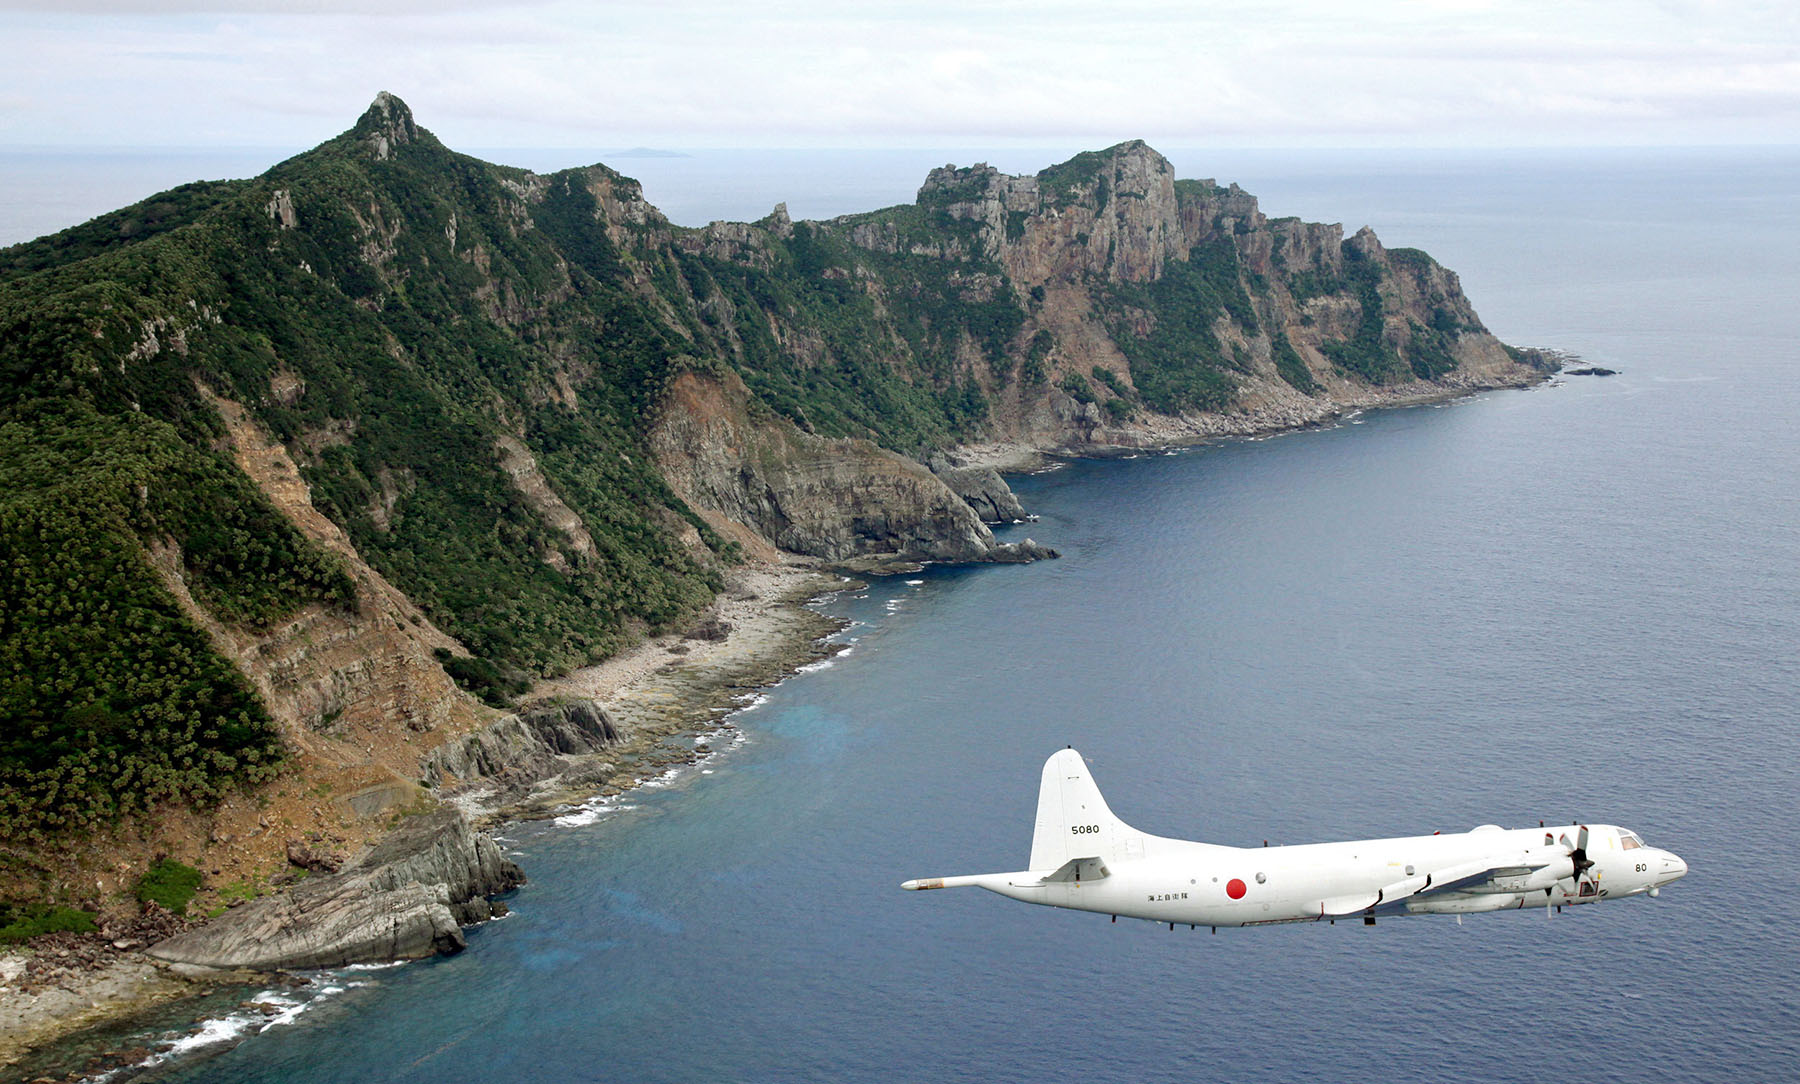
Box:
[0,0,1797,150]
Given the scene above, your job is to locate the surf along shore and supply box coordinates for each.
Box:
[0,557,849,1077]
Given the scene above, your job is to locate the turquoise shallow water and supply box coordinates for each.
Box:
[13,147,1800,1082]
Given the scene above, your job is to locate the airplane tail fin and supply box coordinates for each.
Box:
[1029,748,1142,871]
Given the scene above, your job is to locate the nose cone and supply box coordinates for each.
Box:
[1655,850,1689,886]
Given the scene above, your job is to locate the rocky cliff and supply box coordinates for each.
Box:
[649,369,1053,566]
[420,700,623,814]
[146,809,521,970]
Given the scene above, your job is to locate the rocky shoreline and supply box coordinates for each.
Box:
[955,362,1554,472]
[0,371,1557,1075]
[0,560,850,1076]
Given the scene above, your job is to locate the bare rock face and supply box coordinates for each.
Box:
[179,387,477,741]
[147,809,521,970]
[421,701,621,795]
[987,538,1059,563]
[285,838,345,874]
[912,140,1183,287]
[350,808,523,923]
[927,455,1029,523]
[650,370,1045,566]
[356,91,419,162]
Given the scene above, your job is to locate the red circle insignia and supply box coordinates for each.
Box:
[1226,878,1247,900]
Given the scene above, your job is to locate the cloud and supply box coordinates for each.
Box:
[1,0,1795,147]
[0,0,547,12]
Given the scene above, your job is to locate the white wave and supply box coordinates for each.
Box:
[637,766,683,789]
[553,800,640,827]
[111,977,363,1081]
[904,579,923,586]
[161,1015,257,1057]
[259,992,317,1029]
[796,656,837,673]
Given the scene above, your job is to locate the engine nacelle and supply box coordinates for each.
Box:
[1405,893,1526,915]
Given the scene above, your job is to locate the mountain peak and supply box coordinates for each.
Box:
[353,91,418,161]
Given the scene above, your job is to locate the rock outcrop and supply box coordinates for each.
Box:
[147,809,521,970]
[650,370,1051,567]
[929,455,1029,523]
[421,700,622,809]
[831,140,1543,453]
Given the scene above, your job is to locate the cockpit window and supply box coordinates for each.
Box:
[1619,832,1644,850]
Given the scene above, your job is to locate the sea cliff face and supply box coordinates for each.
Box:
[649,369,1053,565]
[0,92,1546,929]
[145,809,521,970]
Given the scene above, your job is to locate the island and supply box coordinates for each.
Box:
[0,91,1552,1066]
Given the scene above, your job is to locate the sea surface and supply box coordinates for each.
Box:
[8,147,1800,1082]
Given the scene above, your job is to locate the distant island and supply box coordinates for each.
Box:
[0,91,1552,1061]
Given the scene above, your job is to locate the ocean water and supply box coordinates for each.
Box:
[9,147,1800,1082]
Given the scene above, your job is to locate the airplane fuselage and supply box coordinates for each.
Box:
[965,824,1686,927]
[903,750,1688,928]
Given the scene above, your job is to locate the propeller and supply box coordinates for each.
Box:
[1544,825,1593,918]
[1554,824,1594,889]
[1568,824,1594,881]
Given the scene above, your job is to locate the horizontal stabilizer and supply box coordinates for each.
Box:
[901,871,1038,891]
[1037,857,1109,884]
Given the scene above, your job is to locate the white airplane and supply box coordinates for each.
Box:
[902,749,1688,929]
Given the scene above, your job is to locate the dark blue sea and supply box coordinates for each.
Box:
[11,147,1800,1082]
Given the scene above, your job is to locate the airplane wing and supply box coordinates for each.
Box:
[1320,854,1570,918]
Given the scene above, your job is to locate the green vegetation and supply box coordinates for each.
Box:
[0,180,248,281]
[1059,372,1095,405]
[0,100,725,843]
[0,405,295,840]
[1271,332,1320,394]
[0,101,1486,862]
[1091,366,1131,400]
[1318,242,1406,382]
[205,876,267,917]
[683,205,1022,450]
[1286,267,1344,304]
[0,901,97,943]
[434,649,530,709]
[136,858,203,914]
[1037,150,1109,203]
[1102,237,1257,413]
[1022,330,1054,386]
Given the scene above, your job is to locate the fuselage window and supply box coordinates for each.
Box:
[1619,832,1643,851]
